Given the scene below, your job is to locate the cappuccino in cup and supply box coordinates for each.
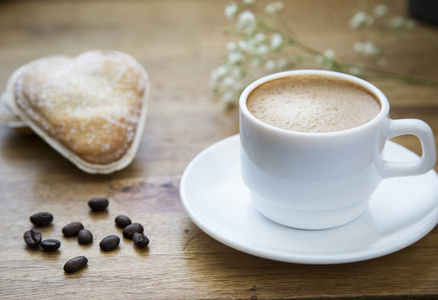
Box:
[240,70,436,229]
[246,75,381,133]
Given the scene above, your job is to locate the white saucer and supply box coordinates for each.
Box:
[180,135,438,264]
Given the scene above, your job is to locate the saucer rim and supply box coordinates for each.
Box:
[180,134,438,264]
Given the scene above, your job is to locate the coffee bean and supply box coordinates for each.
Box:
[62,222,84,237]
[88,197,109,211]
[40,239,61,252]
[133,232,150,248]
[99,235,120,251]
[115,215,132,228]
[64,256,88,274]
[77,229,93,245]
[30,212,53,227]
[23,229,42,248]
[123,223,144,239]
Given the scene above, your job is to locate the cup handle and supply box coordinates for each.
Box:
[382,119,436,178]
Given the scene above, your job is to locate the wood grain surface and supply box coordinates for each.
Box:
[1,0,438,299]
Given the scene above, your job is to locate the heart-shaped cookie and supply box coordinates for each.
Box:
[0,91,26,128]
[5,51,149,174]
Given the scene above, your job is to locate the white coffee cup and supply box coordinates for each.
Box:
[239,70,436,230]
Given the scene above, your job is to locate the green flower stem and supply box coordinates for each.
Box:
[257,17,438,87]
[344,63,438,85]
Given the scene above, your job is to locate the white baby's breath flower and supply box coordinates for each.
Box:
[362,41,380,56]
[323,49,335,58]
[349,11,373,29]
[238,40,248,51]
[237,11,256,30]
[265,59,277,70]
[264,2,284,14]
[221,91,236,105]
[243,0,254,6]
[211,65,230,82]
[315,55,325,64]
[225,2,239,19]
[270,33,283,50]
[349,64,363,76]
[389,16,404,29]
[232,81,245,92]
[373,5,388,18]
[251,57,263,67]
[227,51,244,64]
[389,16,416,30]
[256,44,270,56]
[254,32,267,44]
[222,76,236,87]
[349,11,367,29]
[231,65,245,78]
[227,42,238,52]
[354,41,380,57]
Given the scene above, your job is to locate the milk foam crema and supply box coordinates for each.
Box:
[246,75,381,133]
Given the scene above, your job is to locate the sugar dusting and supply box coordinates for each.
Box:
[13,51,147,164]
[247,75,380,133]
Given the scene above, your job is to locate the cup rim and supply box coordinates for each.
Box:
[239,69,390,136]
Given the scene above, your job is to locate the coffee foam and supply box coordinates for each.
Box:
[246,75,381,133]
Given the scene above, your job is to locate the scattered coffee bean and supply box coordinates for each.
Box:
[23,229,42,248]
[40,239,61,252]
[77,229,93,245]
[115,215,132,228]
[64,256,88,274]
[123,223,144,239]
[30,212,53,227]
[88,197,109,212]
[133,232,150,248]
[99,235,120,251]
[62,222,84,237]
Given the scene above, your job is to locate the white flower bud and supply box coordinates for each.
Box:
[349,11,368,29]
[243,0,254,6]
[349,65,363,76]
[254,33,267,44]
[231,66,244,78]
[389,16,404,29]
[232,81,245,92]
[323,49,335,58]
[221,91,237,105]
[222,76,236,87]
[362,41,380,56]
[315,55,325,64]
[256,44,270,56]
[227,51,244,64]
[237,11,256,30]
[270,33,283,50]
[227,42,238,52]
[211,65,230,82]
[238,40,248,52]
[225,2,239,19]
[265,60,277,70]
[264,2,284,14]
[374,5,388,18]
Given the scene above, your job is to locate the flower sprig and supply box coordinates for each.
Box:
[211,0,438,107]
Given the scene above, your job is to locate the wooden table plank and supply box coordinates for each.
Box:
[1,0,437,299]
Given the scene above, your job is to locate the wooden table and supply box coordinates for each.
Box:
[1,0,437,299]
